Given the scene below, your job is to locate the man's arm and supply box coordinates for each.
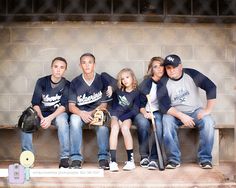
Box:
[167,107,195,128]
[34,105,66,129]
[197,98,216,119]
[69,103,96,123]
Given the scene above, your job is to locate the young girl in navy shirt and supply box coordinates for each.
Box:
[108,68,140,172]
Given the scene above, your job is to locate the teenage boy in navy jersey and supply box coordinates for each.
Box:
[21,57,70,168]
[69,53,110,170]
[161,54,217,169]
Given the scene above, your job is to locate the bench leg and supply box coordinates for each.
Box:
[212,129,219,165]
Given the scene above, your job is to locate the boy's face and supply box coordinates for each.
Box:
[80,56,95,75]
[165,64,183,79]
[51,60,67,79]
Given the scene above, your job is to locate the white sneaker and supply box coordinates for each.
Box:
[123,161,135,171]
[109,162,119,172]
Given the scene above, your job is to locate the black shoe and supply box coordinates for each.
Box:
[70,160,82,169]
[99,159,109,170]
[199,161,212,169]
[166,161,180,169]
[140,158,149,168]
[147,161,158,170]
[59,158,69,168]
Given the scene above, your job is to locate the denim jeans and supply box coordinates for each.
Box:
[162,108,215,164]
[70,114,109,162]
[21,112,70,159]
[134,112,163,161]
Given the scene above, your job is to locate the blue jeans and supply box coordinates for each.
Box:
[70,114,109,162]
[21,112,70,159]
[134,112,163,161]
[162,108,215,164]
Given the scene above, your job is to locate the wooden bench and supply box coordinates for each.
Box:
[0,124,235,165]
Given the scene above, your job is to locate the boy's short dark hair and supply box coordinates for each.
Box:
[80,53,95,63]
[51,57,67,69]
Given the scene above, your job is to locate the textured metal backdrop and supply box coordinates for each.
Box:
[0,0,235,22]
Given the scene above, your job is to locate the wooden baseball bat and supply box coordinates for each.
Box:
[146,94,165,171]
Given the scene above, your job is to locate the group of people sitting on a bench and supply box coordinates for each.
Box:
[20,53,216,172]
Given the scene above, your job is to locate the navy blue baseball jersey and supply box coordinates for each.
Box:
[31,75,70,117]
[69,73,108,111]
[160,68,217,113]
[110,89,140,122]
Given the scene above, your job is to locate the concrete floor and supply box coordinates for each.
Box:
[0,162,236,188]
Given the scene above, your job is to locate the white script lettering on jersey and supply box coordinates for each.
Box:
[173,88,190,103]
[42,94,62,107]
[77,91,102,106]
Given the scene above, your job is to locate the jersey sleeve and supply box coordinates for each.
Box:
[185,68,217,99]
[31,78,44,106]
[101,72,117,90]
[138,78,152,108]
[157,76,172,114]
[68,80,77,104]
[60,80,70,108]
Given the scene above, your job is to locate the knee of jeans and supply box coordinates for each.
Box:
[200,115,215,129]
[162,114,175,125]
[135,116,149,129]
[55,113,69,126]
[70,114,83,128]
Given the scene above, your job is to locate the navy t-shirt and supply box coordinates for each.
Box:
[31,75,70,117]
[110,89,140,122]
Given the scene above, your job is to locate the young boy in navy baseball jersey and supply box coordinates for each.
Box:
[21,57,70,168]
[161,54,217,169]
[69,53,110,170]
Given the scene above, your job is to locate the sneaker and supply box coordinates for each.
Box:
[123,161,135,171]
[59,158,69,168]
[140,158,149,168]
[99,159,110,170]
[199,161,212,169]
[70,160,82,169]
[109,161,119,172]
[147,161,158,170]
[166,161,180,169]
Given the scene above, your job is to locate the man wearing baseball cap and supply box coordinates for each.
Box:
[160,54,216,169]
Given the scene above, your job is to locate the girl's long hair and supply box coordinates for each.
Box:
[117,68,138,91]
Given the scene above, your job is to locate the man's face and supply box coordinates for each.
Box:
[51,60,67,79]
[165,64,183,79]
[80,56,95,74]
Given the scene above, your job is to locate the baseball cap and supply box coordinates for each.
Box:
[163,54,181,67]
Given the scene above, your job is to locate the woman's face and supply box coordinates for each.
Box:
[152,60,164,79]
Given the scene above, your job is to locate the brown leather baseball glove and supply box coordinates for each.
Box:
[90,108,111,126]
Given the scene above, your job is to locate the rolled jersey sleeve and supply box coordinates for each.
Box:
[185,69,217,100]
[31,79,43,106]
[60,81,70,109]
[157,77,172,114]
[68,81,77,104]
